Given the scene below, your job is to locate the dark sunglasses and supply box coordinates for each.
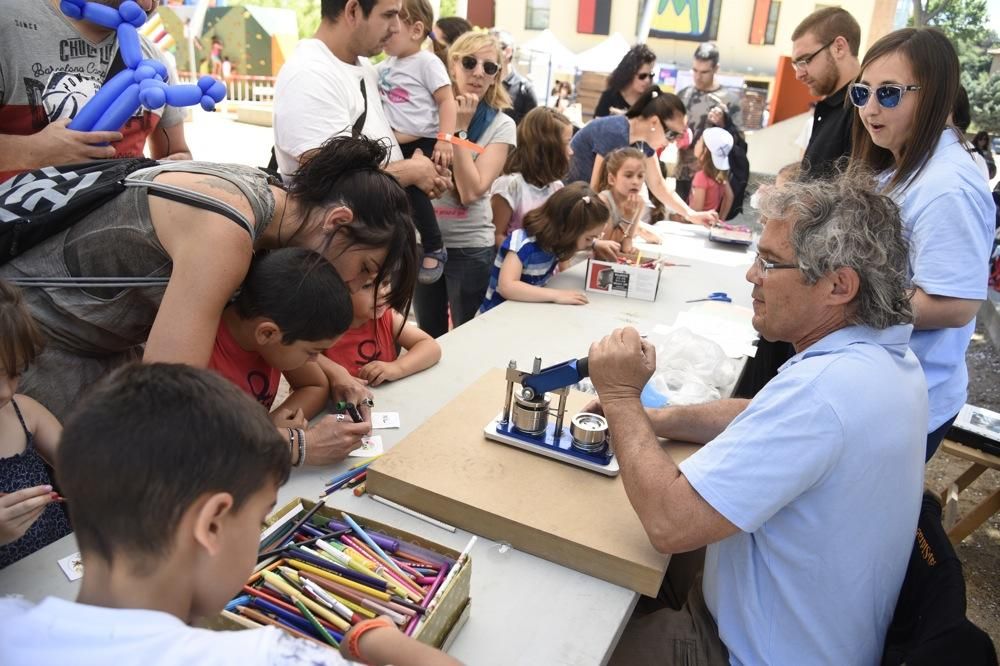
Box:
[636,72,653,81]
[461,56,500,76]
[848,83,921,109]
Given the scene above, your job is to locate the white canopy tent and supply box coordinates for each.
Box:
[573,33,632,73]
[520,29,578,70]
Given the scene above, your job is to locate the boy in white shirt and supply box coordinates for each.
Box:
[376,0,457,284]
[0,363,459,666]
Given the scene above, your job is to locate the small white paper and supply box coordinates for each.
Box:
[58,552,84,581]
[350,435,384,457]
[371,412,400,429]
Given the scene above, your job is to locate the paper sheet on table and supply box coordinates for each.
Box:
[656,303,758,358]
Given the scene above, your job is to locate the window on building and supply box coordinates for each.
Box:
[749,0,781,45]
[526,0,550,30]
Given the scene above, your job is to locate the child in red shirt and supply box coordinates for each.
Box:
[324,278,440,386]
[209,248,352,423]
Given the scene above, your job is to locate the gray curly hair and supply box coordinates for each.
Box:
[756,174,914,329]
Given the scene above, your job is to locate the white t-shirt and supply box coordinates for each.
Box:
[376,51,452,139]
[0,596,349,665]
[273,39,403,178]
[490,173,563,235]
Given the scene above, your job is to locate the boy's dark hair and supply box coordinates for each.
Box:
[524,182,610,261]
[58,363,291,569]
[0,279,45,375]
[234,248,352,344]
[321,0,377,21]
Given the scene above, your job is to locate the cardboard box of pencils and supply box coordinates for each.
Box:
[585,258,661,301]
[211,497,471,651]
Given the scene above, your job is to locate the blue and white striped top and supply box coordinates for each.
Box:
[479,229,558,314]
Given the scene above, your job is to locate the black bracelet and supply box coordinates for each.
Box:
[286,428,297,464]
[294,428,305,467]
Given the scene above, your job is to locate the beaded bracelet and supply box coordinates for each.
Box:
[294,428,306,467]
[347,616,395,662]
[286,428,298,465]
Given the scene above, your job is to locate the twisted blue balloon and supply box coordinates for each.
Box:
[61,0,226,133]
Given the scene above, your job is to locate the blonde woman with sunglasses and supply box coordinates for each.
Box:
[849,27,995,461]
[414,31,516,337]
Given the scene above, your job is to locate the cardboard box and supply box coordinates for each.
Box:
[585,258,661,301]
[213,498,471,649]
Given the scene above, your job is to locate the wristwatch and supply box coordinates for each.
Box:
[456,129,469,140]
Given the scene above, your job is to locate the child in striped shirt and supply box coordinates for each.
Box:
[479,182,610,313]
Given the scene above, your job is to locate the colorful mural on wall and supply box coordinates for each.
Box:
[649,0,722,42]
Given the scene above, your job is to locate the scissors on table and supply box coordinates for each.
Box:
[686,292,732,303]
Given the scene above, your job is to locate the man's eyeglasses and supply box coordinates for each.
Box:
[461,56,500,76]
[791,39,835,71]
[753,253,799,276]
[636,72,653,81]
[848,83,921,109]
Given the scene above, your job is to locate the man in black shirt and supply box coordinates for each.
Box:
[492,29,537,125]
[736,8,862,398]
[791,8,862,179]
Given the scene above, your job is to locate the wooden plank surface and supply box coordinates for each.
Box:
[367,368,700,596]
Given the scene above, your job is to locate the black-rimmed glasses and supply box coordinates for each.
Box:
[848,83,921,109]
[791,39,835,71]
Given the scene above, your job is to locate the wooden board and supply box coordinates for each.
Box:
[367,368,701,596]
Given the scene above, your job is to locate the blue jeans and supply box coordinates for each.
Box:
[414,245,494,338]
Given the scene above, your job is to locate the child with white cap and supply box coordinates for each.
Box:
[689,126,735,220]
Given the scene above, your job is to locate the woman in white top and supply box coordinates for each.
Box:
[415,31,516,337]
[848,27,995,460]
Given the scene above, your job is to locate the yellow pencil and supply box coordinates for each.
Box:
[261,570,351,632]
[285,559,392,601]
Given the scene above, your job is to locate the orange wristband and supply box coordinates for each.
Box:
[436,131,485,155]
[347,616,395,663]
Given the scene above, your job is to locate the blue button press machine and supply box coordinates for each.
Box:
[483,356,620,476]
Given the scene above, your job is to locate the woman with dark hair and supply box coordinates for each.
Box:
[972,130,996,180]
[849,27,995,460]
[594,44,657,118]
[431,15,472,66]
[568,87,718,226]
[0,136,417,463]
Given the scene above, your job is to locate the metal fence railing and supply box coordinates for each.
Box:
[176,72,277,104]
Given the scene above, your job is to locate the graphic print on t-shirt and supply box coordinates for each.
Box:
[377,67,410,104]
[246,370,276,407]
[41,71,103,122]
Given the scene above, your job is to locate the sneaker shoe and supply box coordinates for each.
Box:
[418,247,448,285]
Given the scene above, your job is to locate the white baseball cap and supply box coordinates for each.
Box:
[702,127,733,171]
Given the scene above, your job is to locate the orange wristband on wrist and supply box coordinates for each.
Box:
[436,132,485,155]
[347,616,395,663]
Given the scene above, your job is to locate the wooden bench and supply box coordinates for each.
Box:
[938,439,1000,544]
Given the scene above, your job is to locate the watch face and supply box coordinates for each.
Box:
[457,130,468,140]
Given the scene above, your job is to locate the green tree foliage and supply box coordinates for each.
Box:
[230,0,321,39]
[910,0,1000,132]
[439,0,458,19]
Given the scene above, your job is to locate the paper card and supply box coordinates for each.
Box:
[58,552,84,581]
[372,412,401,429]
[350,435,384,457]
